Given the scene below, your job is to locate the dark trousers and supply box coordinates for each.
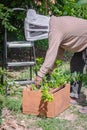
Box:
[70,51,85,98]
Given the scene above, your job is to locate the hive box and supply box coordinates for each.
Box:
[22,84,70,117]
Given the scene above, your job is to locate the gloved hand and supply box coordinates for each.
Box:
[34,75,42,88]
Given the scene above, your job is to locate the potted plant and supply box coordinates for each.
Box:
[22,60,73,117]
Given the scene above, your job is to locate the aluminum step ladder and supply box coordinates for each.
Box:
[2,8,50,94]
[4,31,36,86]
[2,8,36,94]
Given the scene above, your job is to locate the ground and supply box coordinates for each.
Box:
[0,87,87,130]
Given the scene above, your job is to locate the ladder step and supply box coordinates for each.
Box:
[7,41,34,48]
[7,80,34,85]
[29,29,49,32]
[7,61,36,67]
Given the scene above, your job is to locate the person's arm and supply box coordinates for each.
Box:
[35,35,63,86]
[37,32,63,77]
[35,17,63,86]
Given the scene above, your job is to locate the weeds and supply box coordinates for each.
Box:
[4,97,22,112]
[0,94,4,125]
[37,118,70,130]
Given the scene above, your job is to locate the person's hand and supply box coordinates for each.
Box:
[34,75,42,88]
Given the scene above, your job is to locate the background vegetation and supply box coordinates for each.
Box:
[0,0,87,59]
[0,0,87,87]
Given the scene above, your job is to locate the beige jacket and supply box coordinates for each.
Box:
[38,16,87,77]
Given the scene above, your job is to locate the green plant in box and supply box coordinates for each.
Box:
[32,60,71,102]
[32,59,83,102]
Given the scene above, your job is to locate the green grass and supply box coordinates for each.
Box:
[4,96,22,112]
[37,118,71,130]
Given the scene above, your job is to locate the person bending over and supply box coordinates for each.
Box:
[35,15,87,112]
